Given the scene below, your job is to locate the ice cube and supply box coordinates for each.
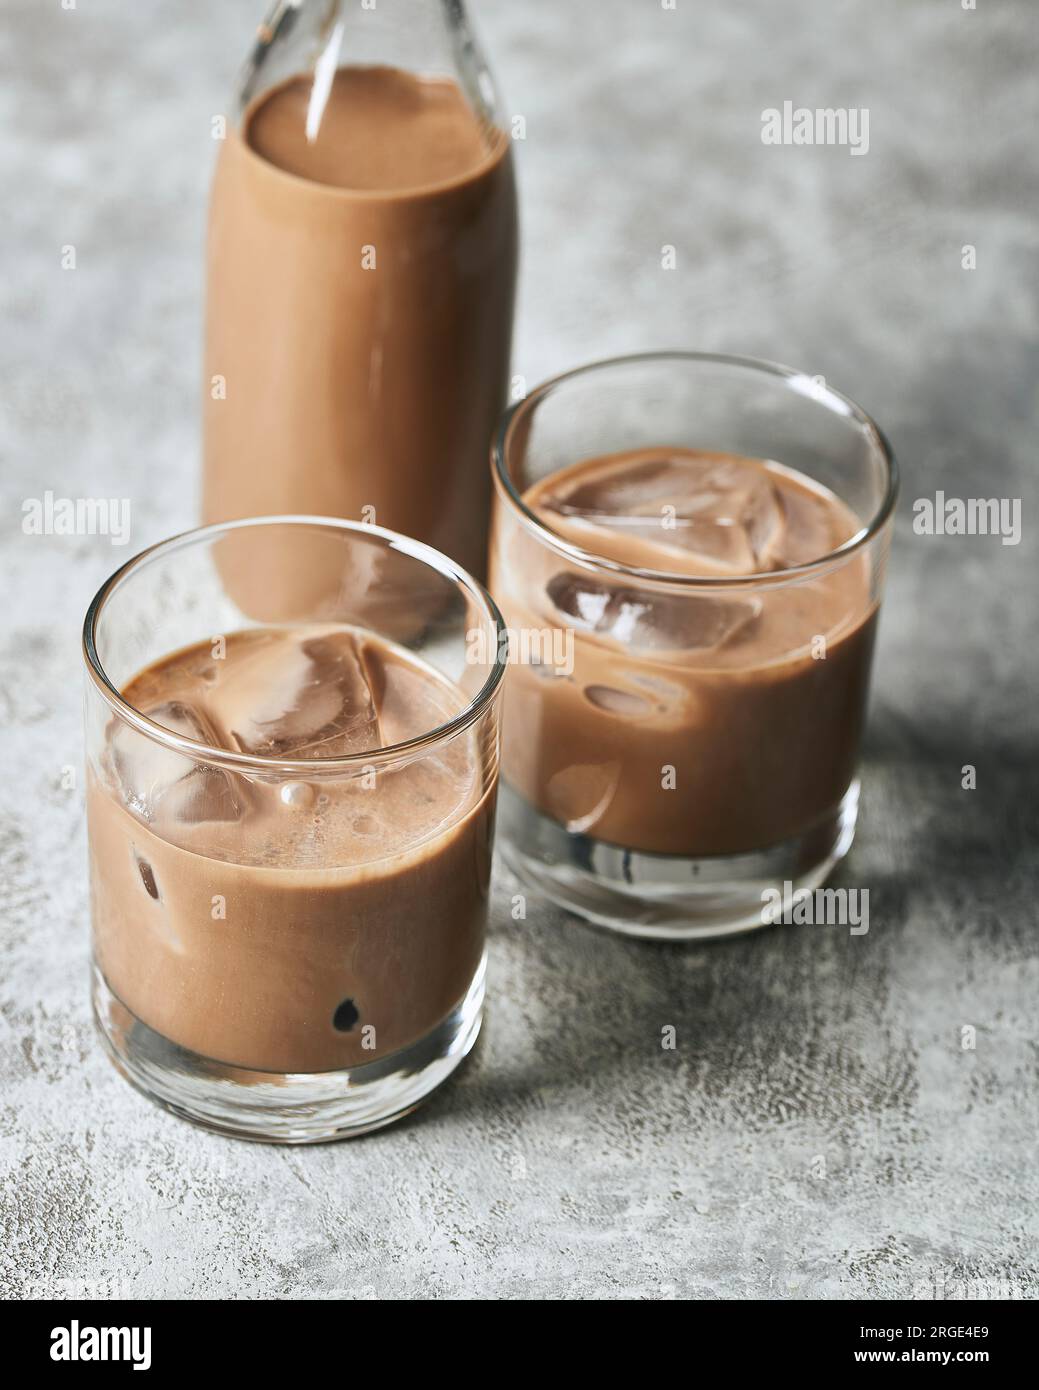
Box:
[147,700,220,745]
[109,700,247,824]
[546,572,759,652]
[544,762,620,835]
[223,631,382,759]
[583,685,652,717]
[108,701,211,819]
[544,453,786,574]
[159,765,247,823]
[629,672,693,718]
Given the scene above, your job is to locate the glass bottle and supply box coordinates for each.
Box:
[202,0,519,582]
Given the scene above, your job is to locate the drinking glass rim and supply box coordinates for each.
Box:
[82,514,509,775]
[491,349,900,591]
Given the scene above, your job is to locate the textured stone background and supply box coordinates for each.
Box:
[1,0,1037,1300]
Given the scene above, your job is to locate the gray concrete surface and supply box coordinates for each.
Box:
[1,0,1037,1300]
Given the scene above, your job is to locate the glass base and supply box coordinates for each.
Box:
[91,956,485,1144]
[499,782,860,941]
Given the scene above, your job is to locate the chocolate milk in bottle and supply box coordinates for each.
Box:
[203,1,518,581]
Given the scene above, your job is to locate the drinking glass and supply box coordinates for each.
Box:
[84,517,505,1141]
[489,352,897,939]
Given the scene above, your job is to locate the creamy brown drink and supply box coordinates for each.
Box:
[490,447,876,858]
[202,64,518,582]
[88,626,494,1075]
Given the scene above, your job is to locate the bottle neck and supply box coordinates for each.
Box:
[238,0,498,128]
